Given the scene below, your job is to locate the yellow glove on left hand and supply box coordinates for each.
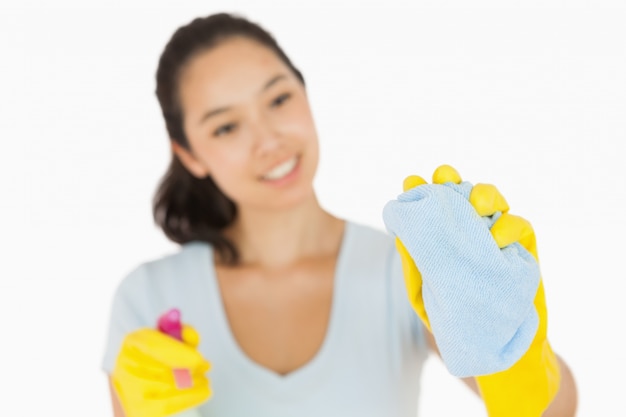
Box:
[476,211,561,417]
[112,325,211,417]
[396,165,560,417]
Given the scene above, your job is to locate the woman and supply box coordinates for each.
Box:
[102,12,577,417]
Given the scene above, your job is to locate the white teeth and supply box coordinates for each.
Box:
[262,157,298,180]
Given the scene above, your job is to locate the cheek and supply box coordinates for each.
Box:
[285,101,319,165]
[206,151,248,179]
[200,147,253,196]
[208,166,247,202]
[199,136,249,168]
[275,96,316,135]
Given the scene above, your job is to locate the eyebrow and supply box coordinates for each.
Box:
[197,74,288,125]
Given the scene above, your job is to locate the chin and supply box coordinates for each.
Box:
[267,183,317,211]
[253,179,317,212]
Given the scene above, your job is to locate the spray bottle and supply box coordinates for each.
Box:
[157,308,203,417]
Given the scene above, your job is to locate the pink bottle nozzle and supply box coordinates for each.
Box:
[157,308,183,341]
[157,308,193,390]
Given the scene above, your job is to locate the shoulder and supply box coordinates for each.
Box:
[115,241,210,294]
[107,240,213,326]
[346,220,396,258]
[343,220,400,276]
[347,220,394,245]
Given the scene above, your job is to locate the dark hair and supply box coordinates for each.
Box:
[152,13,306,265]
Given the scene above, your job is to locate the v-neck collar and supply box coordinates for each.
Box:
[199,221,353,397]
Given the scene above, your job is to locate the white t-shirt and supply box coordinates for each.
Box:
[102,221,429,417]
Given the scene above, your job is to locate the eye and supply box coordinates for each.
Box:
[270,93,291,108]
[213,123,237,137]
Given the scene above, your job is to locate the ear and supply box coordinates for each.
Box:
[171,140,210,179]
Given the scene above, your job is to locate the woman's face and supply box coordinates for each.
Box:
[174,36,320,211]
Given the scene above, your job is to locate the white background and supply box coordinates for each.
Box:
[1,0,625,415]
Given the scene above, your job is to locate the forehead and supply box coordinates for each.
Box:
[178,37,291,108]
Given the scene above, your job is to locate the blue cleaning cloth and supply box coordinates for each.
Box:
[382,181,541,377]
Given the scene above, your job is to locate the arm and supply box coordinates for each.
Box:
[541,356,578,417]
[425,332,578,416]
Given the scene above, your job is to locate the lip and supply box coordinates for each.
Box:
[259,155,301,186]
[259,155,298,178]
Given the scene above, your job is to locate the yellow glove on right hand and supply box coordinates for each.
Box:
[112,325,212,417]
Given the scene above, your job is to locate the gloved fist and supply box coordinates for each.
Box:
[382,165,541,377]
[112,323,211,417]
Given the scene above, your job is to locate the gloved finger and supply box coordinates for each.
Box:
[181,324,201,348]
[116,346,210,392]
[432,164,462,185]
[116,345,173,380]
[395,237,431,331]
[469,183,510,216]
[124,328,210,370]
[491,213,538,260]
[402,175,428,191]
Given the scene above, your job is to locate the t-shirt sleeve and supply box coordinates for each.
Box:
[101,263,155,374]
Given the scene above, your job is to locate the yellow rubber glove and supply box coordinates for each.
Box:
[112,324,212,417]
[396,164,560,417]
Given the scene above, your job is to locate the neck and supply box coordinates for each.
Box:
[222,194,344,269]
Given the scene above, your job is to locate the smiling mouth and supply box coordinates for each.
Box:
[260,156,300,181]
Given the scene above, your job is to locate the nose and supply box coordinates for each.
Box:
[250,114,283,157]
